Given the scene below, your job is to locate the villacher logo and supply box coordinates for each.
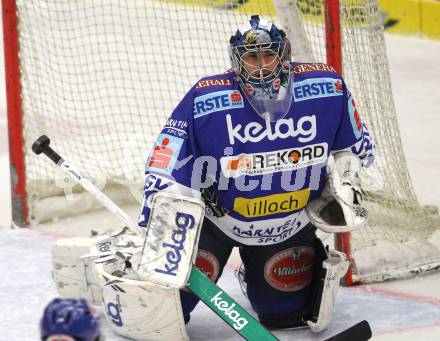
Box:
[264,246,315,292]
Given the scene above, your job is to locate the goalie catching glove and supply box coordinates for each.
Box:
[305,151,368,233]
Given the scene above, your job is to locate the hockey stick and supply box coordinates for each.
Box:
[32,135,372,341]
[31,135,277,341]
[324,320,372,341]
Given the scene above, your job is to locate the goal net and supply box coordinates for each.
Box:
[5,0,440,283]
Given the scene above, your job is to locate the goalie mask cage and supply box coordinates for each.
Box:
[3,0,440,284]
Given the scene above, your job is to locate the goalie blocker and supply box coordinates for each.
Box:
[52,191,205,340]
[137,191,205,289]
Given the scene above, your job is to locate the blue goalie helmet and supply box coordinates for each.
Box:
[229,15,293,121]
[40,298,101,341]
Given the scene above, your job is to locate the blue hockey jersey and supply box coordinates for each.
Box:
[139,62,374,246]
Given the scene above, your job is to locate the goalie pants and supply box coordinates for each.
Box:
[180,217,318,323]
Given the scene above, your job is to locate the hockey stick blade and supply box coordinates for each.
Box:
[324,320,372,341]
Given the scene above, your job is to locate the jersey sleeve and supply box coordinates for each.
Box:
[138,85,201,227]
[331,79,375,167]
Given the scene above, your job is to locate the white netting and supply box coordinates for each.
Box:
[17,0,275,221]
[278,0,440,282]
[12,0,440,282]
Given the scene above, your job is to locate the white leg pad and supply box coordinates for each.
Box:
[96,261,189,341]
[306,249,349,333]
[52,234,188,340]
[52,236,107,305]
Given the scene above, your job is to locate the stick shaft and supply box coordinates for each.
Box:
[58,160,142,235]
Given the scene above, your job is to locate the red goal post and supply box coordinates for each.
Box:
[3,0,28,227]
[323,0,352,286]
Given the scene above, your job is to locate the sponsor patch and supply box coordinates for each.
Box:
[144,174,174,191]
[182,249,220,293]
[293,63,336,75]
[264,246,315,292]
[226,114,316,145]
[210,291,249,330]
[195,250,220,282]
[197,78,232,88]
[221,142,328,177]
[153,212,196,277]
[163,119,188,139]
[233,189,310,218]
[348,93,363,139]
[147,133,184,175]
[231,213,307,244]
[293,78,343,102]
[194,90,244,118]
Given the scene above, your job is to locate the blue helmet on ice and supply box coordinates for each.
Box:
[40,298,101,341]
[229,15,293,121]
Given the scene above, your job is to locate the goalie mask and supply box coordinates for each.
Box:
[229,15,293,121]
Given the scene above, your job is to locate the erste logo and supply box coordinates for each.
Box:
[193,90,244,118]
[293,77,343,102]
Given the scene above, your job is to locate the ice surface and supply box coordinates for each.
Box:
[2,229,440,340]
